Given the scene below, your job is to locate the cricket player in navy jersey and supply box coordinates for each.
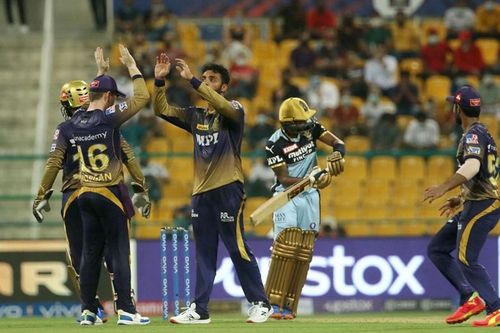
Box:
[425,86,500,327]
[264,97,345,319]
[32,48,150,324]
[52,44,150,325]
[152,53,272,324]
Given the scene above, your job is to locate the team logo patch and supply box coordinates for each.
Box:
[455,93,462,103]
[49,143,56,152]
[469,98,481,107]
[466,146,481,155]
[53,129,59,140]
[231,100,243,111]
[105,107,115,115]
[90,80,99,88]
[118,102,128,112]
[283,144,298,154]
[196,123,209,131]
[309,222,317,229]
[465,134,479,144]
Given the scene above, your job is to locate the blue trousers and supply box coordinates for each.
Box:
[191,181,268,316]
[428,198,500,313]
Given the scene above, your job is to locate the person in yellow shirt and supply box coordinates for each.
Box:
[475,0,500,38]
[390,11,420,60]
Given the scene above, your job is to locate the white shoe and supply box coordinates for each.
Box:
[246,301,273,323]
[169,303,211,324]
[117,310,150,325]
[80,309,103,325]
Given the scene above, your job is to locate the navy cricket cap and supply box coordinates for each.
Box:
[89,75,126,97]
[446,85,481,116]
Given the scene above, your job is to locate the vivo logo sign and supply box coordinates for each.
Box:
[214,245,424,297]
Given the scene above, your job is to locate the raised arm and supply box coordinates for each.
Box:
[95,46,109,76]
[120,136,146,188]
[152,53,191,126]
[113,44,150,125]
[175,58,240,122]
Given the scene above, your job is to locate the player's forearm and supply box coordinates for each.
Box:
[125,159,146,188]
[153,81,186,118]
[278,175,304,187]
[440,173,468,193]
[117,76,150,125]
[35,164,59,200]
[127,64,142,78]
[190,78,239,122]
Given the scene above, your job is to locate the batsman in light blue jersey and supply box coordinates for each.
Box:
[264,97,345,320]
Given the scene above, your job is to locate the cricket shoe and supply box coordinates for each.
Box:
[446,292,485,324]
[472,309,500,327]
[80,310,103,326]
[246,301,273,323]
[117,310,150,325]
[270,304,282,320]
[96,307,108,323]
[170,303,211,324]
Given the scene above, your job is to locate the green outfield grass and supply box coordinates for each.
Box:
[0,312,484,333]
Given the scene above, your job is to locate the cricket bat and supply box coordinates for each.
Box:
[250,169,327,226]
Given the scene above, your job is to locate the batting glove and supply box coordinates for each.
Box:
[131,182,151,218]
[308,166,331,189]
[33,189,54,223]
[327,151,345,176]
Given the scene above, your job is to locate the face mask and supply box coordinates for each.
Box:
[368,94,379,103]
[341,95,352,107]
[257,115,267,124]
[485,1,494,10]
[428,35,439,45]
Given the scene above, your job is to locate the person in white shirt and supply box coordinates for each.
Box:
[363,45,398,96]
[444,0,476,37]
[404,111,440,150]
[306,75,339,118]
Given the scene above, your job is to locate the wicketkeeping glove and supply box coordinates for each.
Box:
[308,166,331,189]
[327,151,345,176]
[33,189,54,223]
[131,182,151,218]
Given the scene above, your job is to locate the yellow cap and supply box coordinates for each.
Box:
[278,97,317,122]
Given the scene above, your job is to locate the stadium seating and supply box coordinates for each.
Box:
[424,75,451,105]
[345,135,370,153]
[370,156,397,181]
[399,156,426,182]
[342,156,368,182]
[476,38,499,66]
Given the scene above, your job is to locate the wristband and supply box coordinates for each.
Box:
[132,74,143,80]
[189,77,202,89]
[333,143,346,157]
[154,79,165,87]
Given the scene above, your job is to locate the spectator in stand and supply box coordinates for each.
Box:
[420,27,451,76]
[391,71,420,116]
[390,11,420,60]
[290,33,317,75]
[158,32,187,62]
[246,158,275,197]
[306,75,339,118]
[337,13,364,54]
[361,86,395,128]
[329,91,361,137]
[306,0,337,39]
[475,0,500,38]
[340,51,368,100]
[272,68,302,109]
[315,30,343,77]
[371,113,401,151]
[222,24,253,67]
[275,0,306,40]
[116,0,143,34]
[478,73,500,116]
[452,30,485,76]
[403,111,440,150]
[227,63,258,99]
[144,0,176,41]
[362,13,391,50]
[364,44,399,97]
[444,0,475,39]
[246,112,276,151]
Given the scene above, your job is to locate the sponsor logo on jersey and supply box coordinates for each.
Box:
[73,131,107,142]
[466,146,481,155]
[118,102,128,112]
[53,129,59,140]
[191,209,199,218]
[465,134,478,144]
[105,107,115,115]
[196,124,209,131]
[267,155,284,165]
[283,144,298,154]
[287,141,315,162]
[195,133,219,146]
[220,212,235,223]
[49,144,56,153]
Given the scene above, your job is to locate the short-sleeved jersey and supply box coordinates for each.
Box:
[265,123,327,192]
[158,101,245,195]
[456,122,499,200]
